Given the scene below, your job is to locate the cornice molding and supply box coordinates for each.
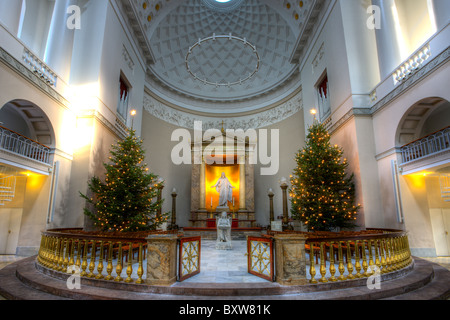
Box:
[0,46,69,109]
[328,46,450,134]
[371,46,450,115]
[116,0,155,66]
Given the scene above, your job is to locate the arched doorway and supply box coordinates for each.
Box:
[0,99,55,147]
[0,100,55,255]
[396,97,449,147]
[396,97,450,257]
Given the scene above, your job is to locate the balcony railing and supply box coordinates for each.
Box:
[400,127,450,164]
[0,126,51,165]
[22,48,57,87]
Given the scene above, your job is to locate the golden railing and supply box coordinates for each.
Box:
[38,228,413,286]
[306,232,412,283]
[268,229,412,284]
[37,229,178,284]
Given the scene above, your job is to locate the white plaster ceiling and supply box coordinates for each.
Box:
[122,0,321,115]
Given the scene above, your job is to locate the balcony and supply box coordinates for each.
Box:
[399,127,450,174]
[0,126,52,170]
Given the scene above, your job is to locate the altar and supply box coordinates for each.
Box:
[188,129,257,231]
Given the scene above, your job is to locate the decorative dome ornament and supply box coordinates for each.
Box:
[185,33,261,87]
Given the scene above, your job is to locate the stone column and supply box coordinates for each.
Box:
[239,155,246,210]
[146,234,178,286]
[340,0,380,104]
[371,0,405,79]
[170,188,178,228]
[200,158,206,210]
[274,234,308,286]
[430,0,450,30]
[44,0,77,82]
[268,188,274,223]
[0,0,24,36]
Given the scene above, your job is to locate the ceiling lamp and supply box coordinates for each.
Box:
[185,33,261,87]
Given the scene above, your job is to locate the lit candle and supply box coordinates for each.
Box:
[211,196,213,207]
[233,197,235,206]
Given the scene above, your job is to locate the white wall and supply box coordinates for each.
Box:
[372,60,450,255]
[300,1,352,130]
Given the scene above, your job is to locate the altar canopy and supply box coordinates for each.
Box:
[190,131,255,229]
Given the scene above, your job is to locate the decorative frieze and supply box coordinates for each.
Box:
[143,90,303,130]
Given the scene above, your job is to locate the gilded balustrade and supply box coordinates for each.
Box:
[37,228,413,287]
[306,232,412,284]
[37,229,177,284]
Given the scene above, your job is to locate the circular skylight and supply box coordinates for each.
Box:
[185,34,260,87]
[201,0,244,12]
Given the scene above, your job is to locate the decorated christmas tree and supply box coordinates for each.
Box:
[81,129,165,232]
[289,121,359,231]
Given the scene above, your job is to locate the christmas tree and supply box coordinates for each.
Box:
[81,129,165,232]
[289,121,359,231]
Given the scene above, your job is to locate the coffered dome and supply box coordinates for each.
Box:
[126,0,314,115]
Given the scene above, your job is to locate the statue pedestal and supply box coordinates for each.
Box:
[216,241,232,250]
[145,234,178,286]
[274,234,308,286]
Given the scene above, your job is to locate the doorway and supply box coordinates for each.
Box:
[430,208,450,256]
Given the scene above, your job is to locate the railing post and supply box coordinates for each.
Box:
[146,234,178,286]
[274,234,308,285]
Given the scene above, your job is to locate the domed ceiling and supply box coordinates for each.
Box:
[121,0,325,116]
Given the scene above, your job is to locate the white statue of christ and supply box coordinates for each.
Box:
[211,172,235,207]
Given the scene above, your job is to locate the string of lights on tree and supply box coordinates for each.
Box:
[80,129,167,232]
[289,118,360,231]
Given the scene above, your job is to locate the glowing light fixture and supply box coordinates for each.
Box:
[310,108,317,121]
[130,109,137,129]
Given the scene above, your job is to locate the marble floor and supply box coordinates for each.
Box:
[0,255,29,300]
[182,240,269,283]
